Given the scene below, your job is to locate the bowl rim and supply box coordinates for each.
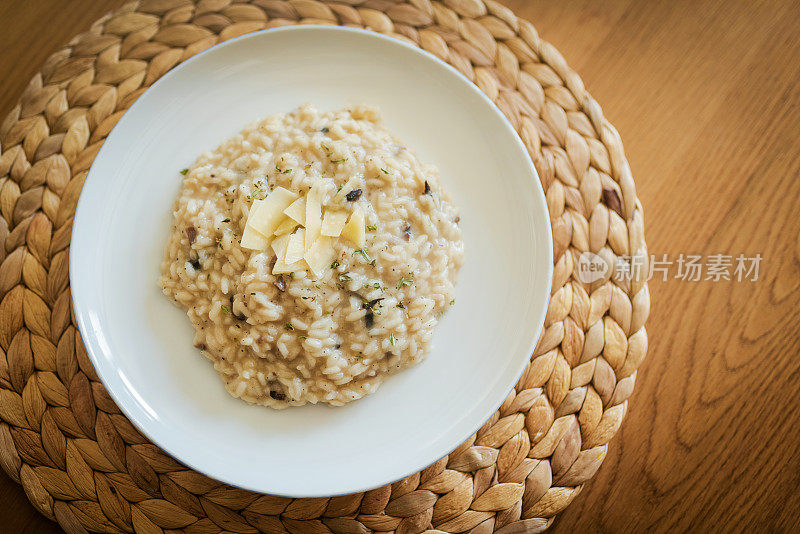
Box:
[70,24,553,497]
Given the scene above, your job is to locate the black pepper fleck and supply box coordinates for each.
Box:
[189,258,201,270]
[321,127,329,133]
[364,311,374,329]
[424,181,431,194]
[269,390,286,401]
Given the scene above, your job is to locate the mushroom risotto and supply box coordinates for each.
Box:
[159,105,464,407]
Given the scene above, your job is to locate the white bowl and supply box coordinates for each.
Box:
[71,26,552,497]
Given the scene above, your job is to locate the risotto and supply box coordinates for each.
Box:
[159,105,464,407]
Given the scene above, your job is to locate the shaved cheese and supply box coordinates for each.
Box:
[243,180,368,271]
[273,217,299,236]
[284,228,306,265]
[303,237,335,278]
[271,233,303,274]
[245,198,266,226]
[250,197,266,211]
[341,207,365,247]
[241,224,269,250]
[305,182,324,249]
[320,211,348,237]
[283,197,306,225]
[271,233,291,257]
[247,187,298,237]
[273,258,305,275]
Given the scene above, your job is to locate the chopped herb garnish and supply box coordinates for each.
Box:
[298,334,308,339]
[247,187,265,199]
[396,275,414,289]
[321,142,331,155]
[389,333,397,346]
[284,322,294,331]
[275,165,292,174]
[180,168,189,175]
[338,274,352,283]
[222,218,230,223]
[221,305,230,314]
[304,163,312,170]
[289,272,296,279]
[355,249,373,263]
[331,260,340,269]
[330,157,348,164]
[450,298,456,305]
[373,282,382,289]
[381,168,389,175]
[366,224,377,231]
[337,184,343,192]
[396,302,405,309]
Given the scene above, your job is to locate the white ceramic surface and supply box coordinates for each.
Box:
[70,26,552,497]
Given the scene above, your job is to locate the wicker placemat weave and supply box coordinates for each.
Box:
[0,1,649,532]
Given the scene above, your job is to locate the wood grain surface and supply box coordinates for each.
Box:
[1,0,799,532]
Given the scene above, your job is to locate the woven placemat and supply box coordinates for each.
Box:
[0,1,649,532]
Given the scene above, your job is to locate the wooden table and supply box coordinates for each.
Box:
[2,0,799,532]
